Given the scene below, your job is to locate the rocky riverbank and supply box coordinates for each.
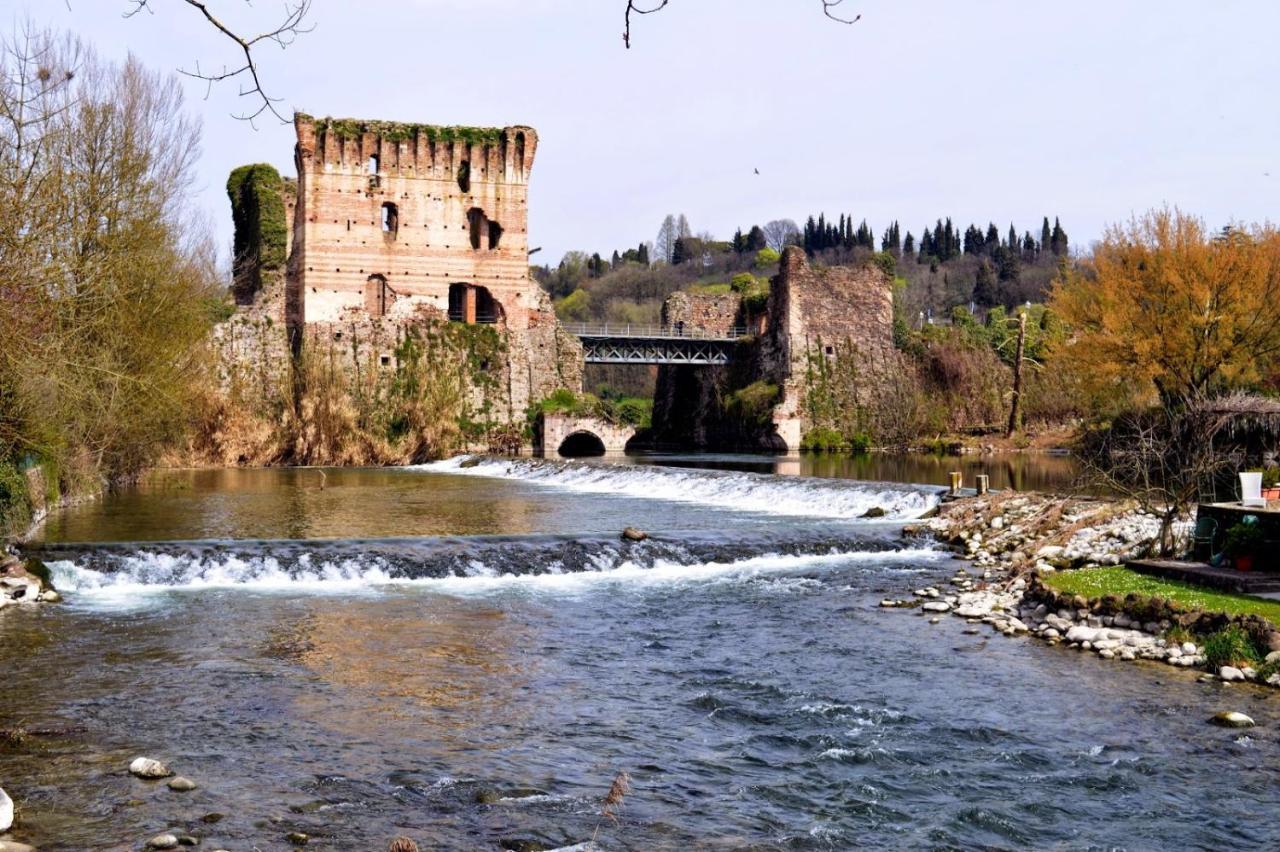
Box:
[0,554,58,609]
[898,492,1280,693]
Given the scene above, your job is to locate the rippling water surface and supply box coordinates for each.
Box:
[3,455,1277,850]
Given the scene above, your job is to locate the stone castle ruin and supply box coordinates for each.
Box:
[219,112,894,457]
[221,113,582,444]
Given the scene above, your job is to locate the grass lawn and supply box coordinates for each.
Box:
[1045,566,1280,627]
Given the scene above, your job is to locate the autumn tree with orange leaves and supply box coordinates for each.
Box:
[1052,209,1280,551]
[1050,208,1280,410]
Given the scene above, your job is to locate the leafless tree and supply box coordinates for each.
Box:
[624,1,860,48]
[121,0,312,124]
[1078,402,1237,555]
[762,219,800,253]
[110,3,855,123]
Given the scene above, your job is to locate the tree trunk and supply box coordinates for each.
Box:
[1006,311,1027,438]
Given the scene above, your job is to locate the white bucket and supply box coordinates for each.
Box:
[1240,472,1265,507]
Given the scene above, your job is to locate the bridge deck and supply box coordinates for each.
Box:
[564,323,747,365]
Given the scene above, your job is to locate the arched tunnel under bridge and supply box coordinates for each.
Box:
[539,414,638,457]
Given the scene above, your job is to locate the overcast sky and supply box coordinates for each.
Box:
[5,0,1278,265]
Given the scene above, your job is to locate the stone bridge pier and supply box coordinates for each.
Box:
[539,414,636,457]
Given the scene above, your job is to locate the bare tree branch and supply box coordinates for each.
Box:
[822,1,861,24]
[625,0,859,48]
[623,1,668,49]
[122,0,312,125]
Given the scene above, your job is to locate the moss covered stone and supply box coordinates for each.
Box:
[309,116,506,147]
[227,164,288,302]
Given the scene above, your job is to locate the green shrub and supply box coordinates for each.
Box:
[1224,522,1265,558]
[801,427,845,452]
[1202,626,1263,670]
[0,460,31,535]
[609,397,653,428]
[687,282,731,295]
[847,431,873,453]
[554,289,591,322]
[754,248,781,269]
[872,251,896,279]
[730,273,770,312]
[725,381,780,425]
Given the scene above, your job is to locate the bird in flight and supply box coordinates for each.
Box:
[754,168,760,175]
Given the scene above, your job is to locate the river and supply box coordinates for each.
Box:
[2,454,1277,850]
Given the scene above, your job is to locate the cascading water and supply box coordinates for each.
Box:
[416,455,942,520]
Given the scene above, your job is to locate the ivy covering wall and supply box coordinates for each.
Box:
[227,163,288,302]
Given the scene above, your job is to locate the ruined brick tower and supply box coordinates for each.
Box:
[288,114,543,331]
[264,113,581,426]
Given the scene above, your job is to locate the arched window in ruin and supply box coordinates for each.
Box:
[368,153,380,175]
[457,160,471,193]
[448,282,469,323]
[467,207,502,251]
[515,132,526,174]
[365,274,394,318]
[448,283,503,325]
[381,202,399,236]
[475,285,502,324]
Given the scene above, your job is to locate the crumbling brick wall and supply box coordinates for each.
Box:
[646,249,894,452]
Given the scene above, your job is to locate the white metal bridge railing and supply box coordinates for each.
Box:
[561,322,748,341]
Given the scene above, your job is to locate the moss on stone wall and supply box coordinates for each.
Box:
[227,163,288,301]
[306,116,506,147]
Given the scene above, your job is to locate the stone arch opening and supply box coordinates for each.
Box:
[457,160,471,193]
[448,283,503,325]
[381,202,399,236]
[558,431,606,458]
[515,132,526,174]
[367,153,379,175]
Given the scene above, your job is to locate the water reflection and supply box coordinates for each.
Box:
[283,597,538,745]
[633,451,1082,493]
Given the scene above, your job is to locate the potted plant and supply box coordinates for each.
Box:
[1263,466,1280,501]
[1224,522,1264,572]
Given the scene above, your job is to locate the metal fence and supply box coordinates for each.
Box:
[561,322,748,341]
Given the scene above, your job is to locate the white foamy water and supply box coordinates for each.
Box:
[414,456,941,520]
[47,546,944,610]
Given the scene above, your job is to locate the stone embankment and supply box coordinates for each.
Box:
[896,492,1280,692]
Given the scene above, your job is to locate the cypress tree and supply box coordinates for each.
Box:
[973,259,998,307]
[1050,217,1069,256]
[638,242,650,266]
[732,228,745,254]
[1041,217,1052,253]
[985,223,999,255]
[611,250,621,268]
[746,225,767,252]
[903,231,915,256]
[671,237,689,265]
